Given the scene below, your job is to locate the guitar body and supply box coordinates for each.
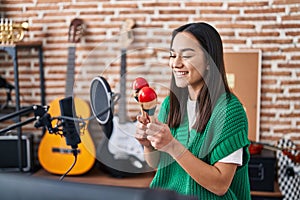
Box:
[38,96,95,175]
[97,117,151,177]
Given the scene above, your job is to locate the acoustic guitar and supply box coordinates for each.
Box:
[38,18,95,175]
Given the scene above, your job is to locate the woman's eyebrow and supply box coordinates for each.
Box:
[170,48,195,53]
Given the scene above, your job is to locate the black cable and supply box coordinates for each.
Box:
[59,149,78,181]
[57,96,120,181]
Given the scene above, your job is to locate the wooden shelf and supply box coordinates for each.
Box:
[33,167,155,188]
[251,182,283,198]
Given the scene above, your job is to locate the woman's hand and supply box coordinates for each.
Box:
[135,115,161,168]
[135,115,152,148]
[145,117,173,150]
[135,115,186,159]
[146,117,186,159]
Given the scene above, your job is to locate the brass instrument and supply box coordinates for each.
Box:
[0,18,29,44]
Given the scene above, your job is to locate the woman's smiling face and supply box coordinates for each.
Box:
[169,32,208,94]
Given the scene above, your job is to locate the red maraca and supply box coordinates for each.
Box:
[138,86,157,122]
[132,77,149,102]
[132,77,149,118]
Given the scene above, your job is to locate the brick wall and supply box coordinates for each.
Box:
[0,0,300,147]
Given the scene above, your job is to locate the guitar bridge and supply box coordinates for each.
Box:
[52,147,81,154]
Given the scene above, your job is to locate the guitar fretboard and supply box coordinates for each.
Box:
[65,46,76,97]
[118,48,127,124]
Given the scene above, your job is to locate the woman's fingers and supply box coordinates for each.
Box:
[135,119,148,139]
[145,121,175,150]
[146,121,165,135]
[137,115,149,125]
[136,115,174,150]
[146,135,157,148]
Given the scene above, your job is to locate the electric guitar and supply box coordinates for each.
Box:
[38,18,96,175]
[276,138,300,199]
[97,20,150,176]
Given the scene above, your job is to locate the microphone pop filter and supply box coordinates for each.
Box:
[90,76,113,125]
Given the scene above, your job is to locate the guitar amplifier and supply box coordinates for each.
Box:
[249,149,277,192]
[0,134,34,172]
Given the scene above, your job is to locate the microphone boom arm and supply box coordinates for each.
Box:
[0,105,49,135]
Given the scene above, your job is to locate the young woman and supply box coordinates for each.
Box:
[135,22,251,199]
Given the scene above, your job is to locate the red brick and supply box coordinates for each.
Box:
[277,96,300,101]
[261,88,284,94]
[262,55,286,61]
[245,7,285,14]
[262,23,300,29]
[216,23,255,29]
[278,63,300,69]
[260,120,291,126]
[201,9,239,15]
[262,71,291,77]
[274,128,300,134]
[185,2,223,7]
[236,16,276,21]
[286,31,300,36]
[289,88,300,93]
[103,3,138,9]
[194,17,232,22]
[228,2,269,7]
[252,39,293,45]
[273,0,300,5]
[159,10,196,15]
[142,2,181,7]
[290,6,300,12]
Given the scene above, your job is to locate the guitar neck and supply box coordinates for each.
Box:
[65,46,76,97]
[118,19,135,124]
[118,48,127,124]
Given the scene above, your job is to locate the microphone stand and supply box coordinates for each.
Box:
[0,105,49,172]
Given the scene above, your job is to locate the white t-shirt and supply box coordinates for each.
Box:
[187,98,243,166]
[219,148,243,166]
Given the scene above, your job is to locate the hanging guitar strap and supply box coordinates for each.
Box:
[0,76,14,110]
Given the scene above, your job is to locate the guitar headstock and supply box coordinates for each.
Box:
[68,18,84,43]
[119,19,135,49]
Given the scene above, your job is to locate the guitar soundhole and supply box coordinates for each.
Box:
[52,148,81,154]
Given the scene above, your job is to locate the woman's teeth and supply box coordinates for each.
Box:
[177,71,188,75]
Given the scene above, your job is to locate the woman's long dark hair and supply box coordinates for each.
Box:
[168,22,231,133]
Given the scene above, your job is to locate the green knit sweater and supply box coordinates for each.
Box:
[150,93,251,200]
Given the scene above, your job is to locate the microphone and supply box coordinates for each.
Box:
[34,112,58,134]
[59,96,81,150]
